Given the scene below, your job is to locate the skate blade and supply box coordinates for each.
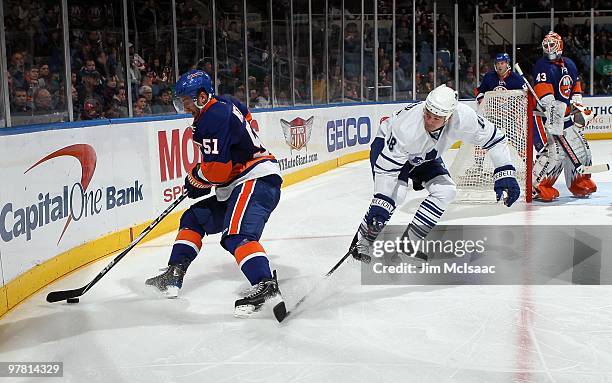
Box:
[234,304,260,318]
[234,294,284,319]
[145,283,180,299]
[164,286,180,299]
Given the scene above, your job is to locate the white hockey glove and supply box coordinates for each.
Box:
[544,100,567,135]
[570,102,595,129]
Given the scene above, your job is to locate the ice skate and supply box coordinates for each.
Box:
[145,264,187,298]
[234,271,284,318]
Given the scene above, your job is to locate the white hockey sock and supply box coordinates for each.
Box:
[407,198,445,240]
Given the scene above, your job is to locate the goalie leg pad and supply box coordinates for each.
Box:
[562,126,597,197]
[532,135,563,202]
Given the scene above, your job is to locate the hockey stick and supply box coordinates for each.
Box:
[513,63,610,175]
[46,191,189,303]
[273,234,356,322]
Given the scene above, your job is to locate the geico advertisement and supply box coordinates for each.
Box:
[0,128,151,282]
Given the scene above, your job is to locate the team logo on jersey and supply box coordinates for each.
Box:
[409,155,424,165]
[558,74,573,99]
[493,85,508,91]
[280,116,314,150]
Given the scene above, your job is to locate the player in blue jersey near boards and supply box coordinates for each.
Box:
[476,53,527,103]
[146,70,285,318]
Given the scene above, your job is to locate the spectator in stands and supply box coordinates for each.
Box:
[81,97,103,120]
[139,85,154,105]
[112,86,128,116]
[248,88,269,109]
[459,67,477,99]
[260,85,272,107]
[39,62,59,94]
[10,88,32,114]
[133,95,148,117]
[33,88,54,113]
[152,88,174,114]
[395,61,410,92]
[25,65,43,89]
[596,51,612,92]
[8,52,25,89]
[77,70,103,114]
[6,70,13,98]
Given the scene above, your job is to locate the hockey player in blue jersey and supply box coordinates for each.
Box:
[531,31,596,201]
[146,70,285,318]
[476,53,527,103]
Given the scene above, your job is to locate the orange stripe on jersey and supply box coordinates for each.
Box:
[573,80,583,94]
[227,155,276,181]
[245,111,253,123]
[193,98,218,124]
[234,241,265,265]
[229,180,256,234]
[534,82,554,99]
[200,160,234,184]
[175,228,203,249]
[534,116,547,145]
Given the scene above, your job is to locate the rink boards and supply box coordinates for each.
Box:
[0,96,610,317]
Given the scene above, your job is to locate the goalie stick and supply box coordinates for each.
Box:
[46,191,189,303]
[513,63,610,175]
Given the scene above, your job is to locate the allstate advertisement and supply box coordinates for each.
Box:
[0,124,152,284]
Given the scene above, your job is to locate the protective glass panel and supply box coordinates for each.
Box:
[5,0,69,125]
[395,0,413,100]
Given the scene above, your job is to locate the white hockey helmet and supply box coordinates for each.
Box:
[425,84,458,121]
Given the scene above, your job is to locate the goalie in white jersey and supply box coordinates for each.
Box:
[350,85,521,262]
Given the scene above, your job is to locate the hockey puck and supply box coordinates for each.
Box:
[66,298,80,304]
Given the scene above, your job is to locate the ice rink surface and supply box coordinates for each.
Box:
[1,141,612,383]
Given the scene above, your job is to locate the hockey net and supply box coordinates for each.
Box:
[449,89,532,203]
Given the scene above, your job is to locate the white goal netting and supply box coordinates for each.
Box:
[449,90,530,203]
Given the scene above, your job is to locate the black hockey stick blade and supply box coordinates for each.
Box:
[274,249,354,323]
[46,287,85,303]
[46,192,188,304]
[273,301,288,322]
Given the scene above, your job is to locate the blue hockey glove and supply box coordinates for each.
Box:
[358,194,396,242]
[352,194,396,263]
[185,164,212,199]
[493,165,520,207]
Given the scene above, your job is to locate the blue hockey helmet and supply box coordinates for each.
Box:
[495,53,511,63]
[173,69,214,113]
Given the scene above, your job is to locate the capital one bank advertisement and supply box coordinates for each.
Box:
[0,125,152,284]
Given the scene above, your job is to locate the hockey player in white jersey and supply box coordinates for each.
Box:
[350,85,521,262]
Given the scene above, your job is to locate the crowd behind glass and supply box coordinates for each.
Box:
[1,0,610,128]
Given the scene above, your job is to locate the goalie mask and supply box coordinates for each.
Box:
[542,31,563,60]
